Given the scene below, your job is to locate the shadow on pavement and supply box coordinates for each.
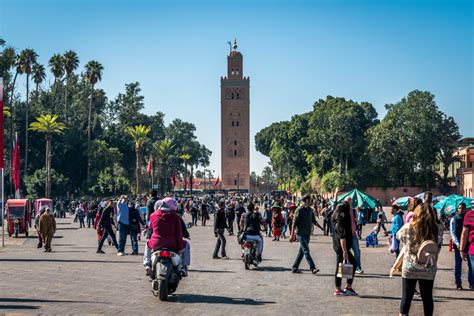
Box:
[253,266,291,272]
[0,298,106,304]
[0,259,136,264]
[171,294,275,305]
[188,269,236,273]
[0,305,39,310]
[56,227,79,230]
[356,273,391,279]
[360,294,474,303]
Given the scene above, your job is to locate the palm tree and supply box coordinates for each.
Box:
[48,53,64,113]
[154,139,174,194]
[28,114,66,198]
[84,60,103,185]
[126,125,151,194]
[62,50,79,116]
[3,106,11,117]
[179,154,191,193]
[31,63,46,99]
[19,48,38,176]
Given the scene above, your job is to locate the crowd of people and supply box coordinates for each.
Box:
[31,188,474,316]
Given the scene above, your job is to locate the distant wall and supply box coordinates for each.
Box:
[365,187,455,206]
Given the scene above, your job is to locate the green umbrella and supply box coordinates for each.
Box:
[336,189,381,209]
[434,194,474,216]
[392,196,414,211]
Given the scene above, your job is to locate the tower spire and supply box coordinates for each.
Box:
[233,38,238,51]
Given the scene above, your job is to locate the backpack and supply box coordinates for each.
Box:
[416,240,439,268]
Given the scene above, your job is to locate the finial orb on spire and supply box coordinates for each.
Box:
[233,38,238,51]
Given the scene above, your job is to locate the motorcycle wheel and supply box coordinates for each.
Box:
[159,280,168,301]
[244,254,250,270]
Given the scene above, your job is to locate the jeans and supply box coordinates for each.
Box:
[335,247,356,287]
[191,212,198,226]
[87,215,93,228]
[226,217,235,234]
[292,234,315,270]
[281,224,288,238]
[98,225,118,250]
[213,229,227,257]
[454,248,462,285]
[469,254,474,286]
[130,229,139,254]
[118,222,129,253]
[266,222,272,237]
[79,217,85,228]
[245,234,263,256]
[400,278,434,316]
[351,235,362,270]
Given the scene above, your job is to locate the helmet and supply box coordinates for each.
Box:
[162,197,178,212]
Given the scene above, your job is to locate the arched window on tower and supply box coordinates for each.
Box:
[231,121,234,126]
[236,68,239,75]
[234,150,237,156]
[236,121,239,127]
[231,93,235,99]
[236,93,240,100]
[231,68,235,75]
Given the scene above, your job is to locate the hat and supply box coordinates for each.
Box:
[271,204,281,209]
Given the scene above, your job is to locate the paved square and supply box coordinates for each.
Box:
[0,214,472,315]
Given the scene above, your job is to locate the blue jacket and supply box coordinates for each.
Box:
[117,201,129,225]
[391,211,404,236]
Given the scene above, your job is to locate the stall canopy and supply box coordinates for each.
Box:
[434,194,474,216]
[336,189,382,209]
[392,196,414,211]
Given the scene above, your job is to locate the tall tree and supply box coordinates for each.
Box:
[48,53,64,112]
[179,154,191,193]
[31,63,46,97]
[126,124,151,194]
[28,114,66,198]
[19,48,38,176]
[62,50,79,116]
[154,139,174,194]
[84,60,103,185]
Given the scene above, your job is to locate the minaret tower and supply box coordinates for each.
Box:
[220,39,250,192]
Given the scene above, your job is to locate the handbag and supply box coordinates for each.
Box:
[389,246,405,277]
[336,261,353,279]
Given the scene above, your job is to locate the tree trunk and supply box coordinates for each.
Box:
[345,154,348,174]
[8,72,18,196]
[64,76,68,120]
[136,145,142,194]
[183,163,188,194]
[24,73,30,177]
[87,84,94,186]
[45,135,52,198]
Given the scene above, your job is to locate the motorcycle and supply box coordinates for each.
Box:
[242,239,260,270]
[150,249,182,301]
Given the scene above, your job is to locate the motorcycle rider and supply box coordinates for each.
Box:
[144,197,190,276]
[240,203,267,262]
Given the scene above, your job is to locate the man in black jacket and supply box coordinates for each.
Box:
[129,203,145,255]
[213,199,229,259]
[146,189,159,238]
[97,201,119,254]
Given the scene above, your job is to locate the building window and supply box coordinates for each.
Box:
[234,141,237,145]
[234,180,237,185]
[236,93,240,100]
[231,93,235,99]
[236,68,239,75]
[231,68,235,75]
[234,150,237,156]
[236,121,239,126]
[231,121,234,126]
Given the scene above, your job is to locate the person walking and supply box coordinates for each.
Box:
[116,196,130,256]
[271,205,284,241]
[225,202,236,235]
[332,195,358,296]
[201,201,209,226]
[356,208,364,240]
[351,207,364,274]
[263,206,273,237]
[213,199,229,259]
[450,202,469,290]
[38,207,56,252]
[459,205,474,290]
[129,202,145,255]
[77,204,85,228]
[34,208,46,248]
[290,195,323,274]
[190,202,199,226]
[96,200,119,254]
[397,203,444,315]
[236,202,245,232]
[391,205,404,257]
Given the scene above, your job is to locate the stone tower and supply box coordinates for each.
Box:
[220,39,250,192]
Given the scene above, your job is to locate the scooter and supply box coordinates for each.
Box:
[242,239,260,270]
[150,249,182,301]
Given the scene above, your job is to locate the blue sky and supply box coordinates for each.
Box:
[1,0,472,175]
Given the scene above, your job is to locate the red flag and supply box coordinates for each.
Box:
[12,137,20,191]
[0,79,4,169]
[213,176,220,186]
[147,155,152,177]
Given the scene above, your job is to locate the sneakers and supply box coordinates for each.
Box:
[145,266,151,276]
[343,287,358,296]
[221,256,229,260]
[212,256,221,259]
[96,249,105,254]
[334,288,345,296]
[456,284,463,290]
[355,268,364,274]
[292,268,302,273]
[117,252,124,256]
[311,268,320,275]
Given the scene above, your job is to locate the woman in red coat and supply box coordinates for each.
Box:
[272,205,284,241]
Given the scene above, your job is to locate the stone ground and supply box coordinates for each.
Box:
[0,213,473,316]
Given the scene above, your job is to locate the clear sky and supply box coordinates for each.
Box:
[1,0,472,176]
